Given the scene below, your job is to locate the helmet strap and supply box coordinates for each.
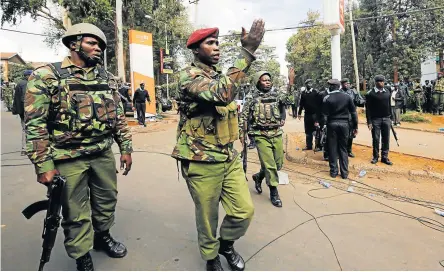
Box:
[76,35,104,67]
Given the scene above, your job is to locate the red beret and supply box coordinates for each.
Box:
[186,27,219,49]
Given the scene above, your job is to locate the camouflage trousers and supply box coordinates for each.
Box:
[254,135,284,187]
[55,148,118,259]
[432,92,444,114]
[181,155,254,260]
[414,92,423,112]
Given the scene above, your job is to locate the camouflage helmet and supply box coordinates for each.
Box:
[253,71,271,86]
[62,23,107,50]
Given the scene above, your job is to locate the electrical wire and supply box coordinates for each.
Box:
[2,5,442,39]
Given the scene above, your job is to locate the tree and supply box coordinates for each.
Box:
[1,0,193,83]
[219,31,282,87]
[285,11,331,88]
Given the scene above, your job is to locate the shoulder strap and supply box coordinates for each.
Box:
[47,62,70,80]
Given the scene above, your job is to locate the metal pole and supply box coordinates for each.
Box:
[116,0,125,82]
[165,23,169,99]
[330,28,341,80]
[349,0,360,92]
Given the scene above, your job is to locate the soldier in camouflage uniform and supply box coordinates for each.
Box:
[412,78,423,112]
[24,23,132,271]
[2,81,13,111]
[243,88,257,149]
[240,71,285,208]
[171,20,265,271]
[433,71,444,115]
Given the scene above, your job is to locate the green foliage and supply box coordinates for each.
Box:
[285,11,331,89]
[1,0,193,84]
[285,2,444,90]
[6,64,34,84]
[400,111,431,123]
[219,31,282,87]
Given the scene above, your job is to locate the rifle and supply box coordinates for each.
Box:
[241,120,248,179]
[390,124,400,146]
[22,175,66,271]
[314,125,325,153]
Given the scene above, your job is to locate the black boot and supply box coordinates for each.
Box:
[93,230,127,258]
[218,239,245,271]
[252,173,263,194]
[381,158,393,165]
[269,186,282,207]
[206,255,224,271]
[371,158,378,164]
[76,252,94,271]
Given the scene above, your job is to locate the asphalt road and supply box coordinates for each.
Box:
[1,107,444,271]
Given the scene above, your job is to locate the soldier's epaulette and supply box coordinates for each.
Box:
[32,65,58,81]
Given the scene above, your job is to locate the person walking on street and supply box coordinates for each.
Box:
[240,71,286,208]
[322,79,358,179]
[298,79,321,150]
[24,23,133,271]
[133,82,151,126]
[12,70,33,156]
[365,75,393,165]
[171,20,265,271]
[390,83,404,126]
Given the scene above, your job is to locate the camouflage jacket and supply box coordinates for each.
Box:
[25,56,132,174]
[435,77,444,92]
[239,87,286,138]
[171,47,255,162]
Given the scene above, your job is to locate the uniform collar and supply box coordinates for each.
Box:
[60,56,96,73]
[192,59,221,78]
[305,88,313,93]
[374,87,386,93]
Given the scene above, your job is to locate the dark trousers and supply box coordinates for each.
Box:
[291,104,297,118]
[304,113,317,149]
[371,117,391,160]
[135,102,146,125]
[327,121,349,177]
[401,104,407,114]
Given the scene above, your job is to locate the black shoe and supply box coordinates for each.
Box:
[302,147,312,151]
[330,173,338,178]
[218,239,245,271]
[206,255,224,271]
[341,174,348,179]
[269,186,282,207]
[247,143,255,149]
[76,252,94,271]
[252,173,263,194]
[143,123,147,127]
[348,152,355,158]
[93,231,127,258]
[371,158,378,164]
[381,158,393,165]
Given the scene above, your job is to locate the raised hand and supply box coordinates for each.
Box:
[240,19,265,54]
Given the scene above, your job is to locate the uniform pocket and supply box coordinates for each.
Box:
[73,93,93,122]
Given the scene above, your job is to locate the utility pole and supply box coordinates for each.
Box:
[116,0,125,82]
[165,23,169,99]
[349,0,360,92]
[392,19,398,83]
